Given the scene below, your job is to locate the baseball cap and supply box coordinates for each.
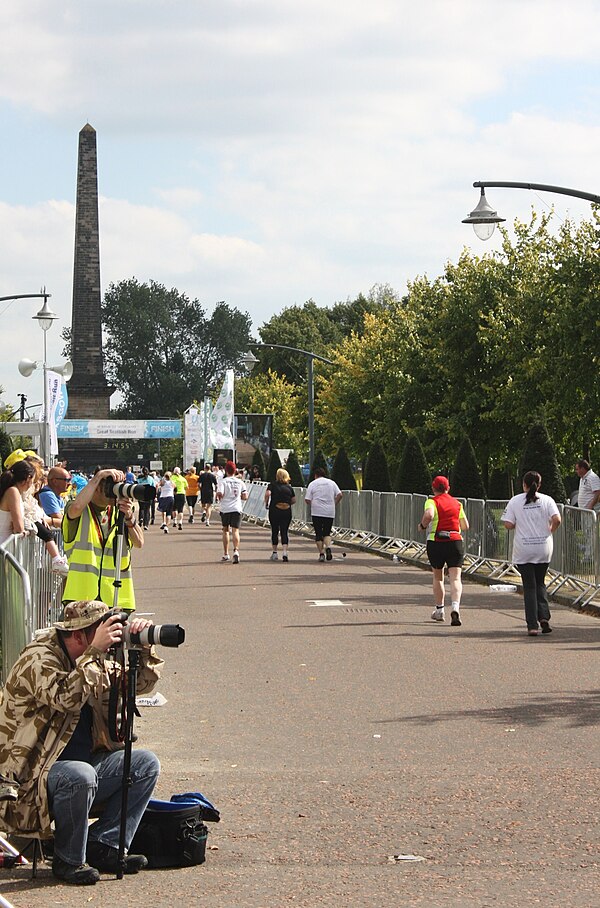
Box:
[432,475,450,492]
[54,600,109,631]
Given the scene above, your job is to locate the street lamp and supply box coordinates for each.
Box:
[463,181,600,241]
[242,344,334,472]
[17,293,72,464]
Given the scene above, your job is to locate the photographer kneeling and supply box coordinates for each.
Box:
[62,467,145,611]
[0,600,163,885]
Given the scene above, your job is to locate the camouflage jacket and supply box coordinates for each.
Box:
[0,628,164,838]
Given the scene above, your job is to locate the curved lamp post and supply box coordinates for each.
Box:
[242,344,334,470]
[16,293,72,464]
[463,181,600,241]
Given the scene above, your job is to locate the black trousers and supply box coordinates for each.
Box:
[516,562,551,630]
[269,508,292,546]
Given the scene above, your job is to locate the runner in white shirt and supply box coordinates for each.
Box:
[216,461,248,563]
[502,470,561,636]
[304,468,342,562]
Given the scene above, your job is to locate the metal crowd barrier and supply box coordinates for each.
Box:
[243,482,600,609]
[0,534,65,684]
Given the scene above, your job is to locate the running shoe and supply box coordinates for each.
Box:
[163,526,169,534]
[178,523,183,531]
[188,516,193,524]
[221,554,230,562]
[201,513,206,523]
[319,553,325,562]
[431,607,445,622]
[540,621,552,634]
[450,609,462,627]
[233,551,240,564]
[51,556,69,576]
[206,519,210,526]
[270,552,278,561]
[282,554,289,562]
[325,547,333,561]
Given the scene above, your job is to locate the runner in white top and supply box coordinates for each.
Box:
[502,470,561,635]
[304,468,342,562]
[216,461,248,563]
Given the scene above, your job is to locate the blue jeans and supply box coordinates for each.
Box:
[516,562,551,630]
[47,749,160,866]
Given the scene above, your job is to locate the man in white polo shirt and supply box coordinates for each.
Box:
[575,459,600,512]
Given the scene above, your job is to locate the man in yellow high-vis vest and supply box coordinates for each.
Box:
[62,468,145,611]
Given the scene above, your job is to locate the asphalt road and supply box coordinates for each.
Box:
[3,518,600,908]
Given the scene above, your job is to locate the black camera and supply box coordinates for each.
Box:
[101,478,156,503]
[104,609,185,648]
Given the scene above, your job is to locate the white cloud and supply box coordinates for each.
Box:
[0,0,599,412]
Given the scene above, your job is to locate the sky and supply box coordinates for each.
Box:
[1,0,599,416]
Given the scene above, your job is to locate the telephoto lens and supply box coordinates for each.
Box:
[124,624,185,648]
[102,478,156,503]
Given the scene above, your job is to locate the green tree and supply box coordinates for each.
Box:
[285,450,305,487]
[331,447,357,491]
[362,442,392,492]
[0,426,13,469]
[266,449,283,482]
[519,423,566,503]
[310,449,329,479]
[394,435,431,494]
[488,468,512,500]
[101,279,253,417]
[257,301,342,384]
[450,436,487,500]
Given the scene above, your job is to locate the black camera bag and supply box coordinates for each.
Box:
[130,801,209,868]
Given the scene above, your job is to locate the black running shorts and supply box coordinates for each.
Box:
[426,539,464,570]
[220,511,242,529]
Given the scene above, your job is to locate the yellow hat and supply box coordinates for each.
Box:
[4,449,26,469]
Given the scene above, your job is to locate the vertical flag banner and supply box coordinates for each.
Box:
[55,381,69,428]
[184,405,203,468]
[209,369,234,451]
[46,370,63,459]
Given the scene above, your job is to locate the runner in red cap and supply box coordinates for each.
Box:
[418,476,469,626]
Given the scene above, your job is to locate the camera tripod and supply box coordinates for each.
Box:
[111,507,143,881]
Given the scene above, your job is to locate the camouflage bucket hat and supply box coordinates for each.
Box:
[54,600,109,631]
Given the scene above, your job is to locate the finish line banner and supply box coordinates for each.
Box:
[57,419,182,439]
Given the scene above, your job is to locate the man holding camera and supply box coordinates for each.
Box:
[0,599,163,885]
[62,468,144,611]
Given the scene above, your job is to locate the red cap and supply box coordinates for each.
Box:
[432,475,450,492]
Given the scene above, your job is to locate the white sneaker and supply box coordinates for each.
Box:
[232,551,240,564]
[450,609,462,627]
[51,556,69,576]
[163,526,169,534]
[206,519,210,527]
[431,607,445,622]
[270,552,278,561]
[221,554,230,562]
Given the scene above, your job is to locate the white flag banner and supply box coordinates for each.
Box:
[209,369,234,450]
[183,405,203,468]
[46,370,62,459]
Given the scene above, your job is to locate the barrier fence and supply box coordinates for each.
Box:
[244,483,600,606]
[2,487,599,682]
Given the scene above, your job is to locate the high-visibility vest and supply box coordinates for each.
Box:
[62,505,136,610]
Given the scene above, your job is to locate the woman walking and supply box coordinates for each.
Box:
[157,471,175,534]
[264,468,296,562]
[420,475,469,626]
[502,470,561,636]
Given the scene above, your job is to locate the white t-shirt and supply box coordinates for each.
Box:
[578,469,600,511]
[218,476,247,514]
[305,477,342,518]
[159,479,175,499]
[502,492,560,564]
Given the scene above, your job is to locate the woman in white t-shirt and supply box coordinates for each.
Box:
[502,470,561,636]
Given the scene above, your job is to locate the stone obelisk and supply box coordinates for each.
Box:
[67,123,113,418]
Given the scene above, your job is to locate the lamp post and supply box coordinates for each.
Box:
[17,293,72,464]
[463,181,600,241]
[242,344,334,472]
